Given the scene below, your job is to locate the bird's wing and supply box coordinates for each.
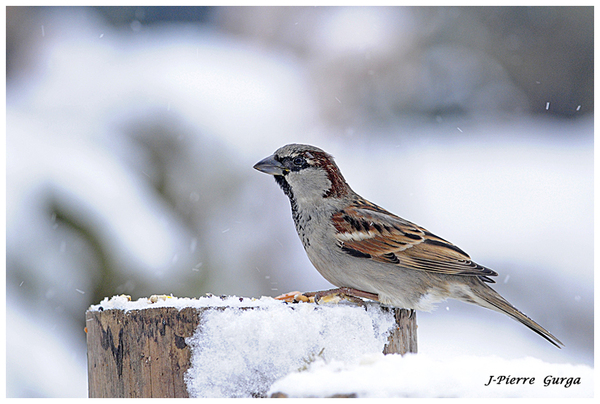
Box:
[331,200,498,281]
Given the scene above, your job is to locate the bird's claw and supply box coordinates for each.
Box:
[314,291,367,308]
[275,287,378,308]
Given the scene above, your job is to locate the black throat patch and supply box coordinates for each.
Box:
[274,175,311,248]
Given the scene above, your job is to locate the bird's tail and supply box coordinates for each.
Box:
[470,281,563,348]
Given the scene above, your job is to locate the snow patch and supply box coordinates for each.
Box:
[182,300,395,397]
[89,294,289,311]
[269,352,593,398]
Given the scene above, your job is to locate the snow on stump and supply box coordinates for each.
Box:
[85,294,417,398]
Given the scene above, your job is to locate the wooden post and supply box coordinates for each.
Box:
[86,306,200,398]
[383,308,418,355]
[86,302,417,398]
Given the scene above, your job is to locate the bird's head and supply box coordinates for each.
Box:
[253,144,351,206]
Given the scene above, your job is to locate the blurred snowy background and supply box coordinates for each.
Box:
[5,6,593,397]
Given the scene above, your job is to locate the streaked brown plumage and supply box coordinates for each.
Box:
[254,143,563,348]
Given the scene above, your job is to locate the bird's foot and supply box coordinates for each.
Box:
[305,287,379,308]
[274,287,379,307]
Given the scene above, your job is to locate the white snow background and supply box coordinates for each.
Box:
[5,7,594,397]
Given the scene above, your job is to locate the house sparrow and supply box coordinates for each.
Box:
[254,143,562,348]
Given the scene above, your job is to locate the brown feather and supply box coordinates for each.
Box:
[333,202,498,279]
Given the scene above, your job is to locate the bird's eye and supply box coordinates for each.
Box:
[293,157,305,166]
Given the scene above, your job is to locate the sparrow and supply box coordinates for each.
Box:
[254,143,562,348]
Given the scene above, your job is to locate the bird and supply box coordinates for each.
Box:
[253,143,563,348]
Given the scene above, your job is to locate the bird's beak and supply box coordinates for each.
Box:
[253,155,287,176]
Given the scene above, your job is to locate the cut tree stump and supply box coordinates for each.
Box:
[86,300,417,398]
